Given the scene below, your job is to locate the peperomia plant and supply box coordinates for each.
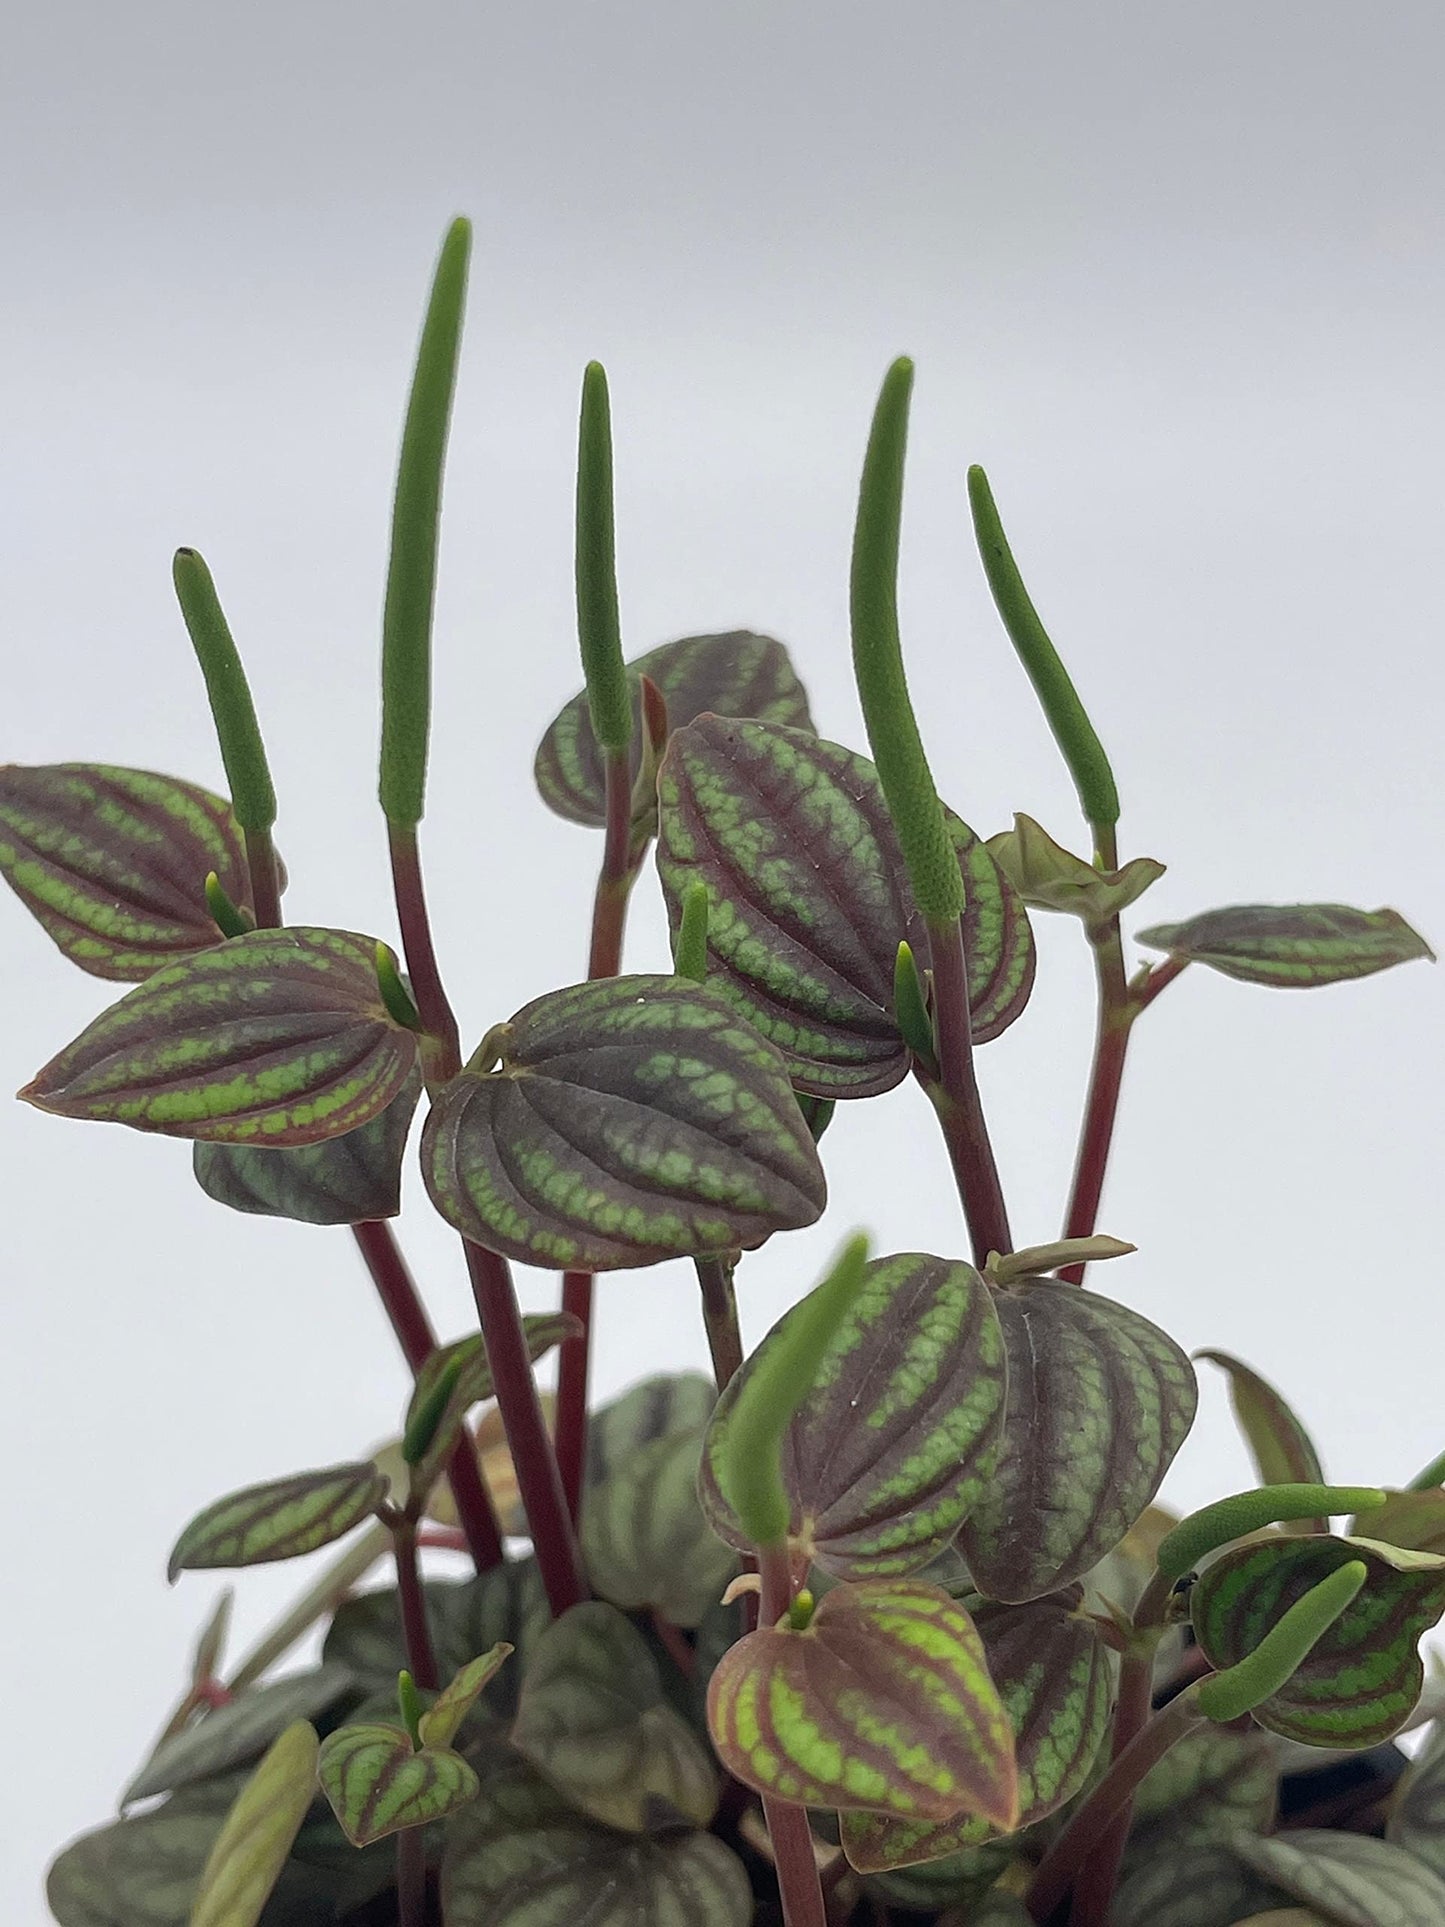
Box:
[11,216,1445,1927]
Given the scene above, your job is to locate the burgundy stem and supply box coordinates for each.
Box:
[392,1518,439,1690]
[1058,923,1131,1285]
[759,1542,828,1927]
[1066,1631,1159,1925]
[242,825,283,931]
[695,1255,744,1392]
[923,914,1011,1263]
[388,822,462,1079]
[395,1824,425,1927]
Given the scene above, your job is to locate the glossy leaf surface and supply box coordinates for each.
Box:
[1136,903,1434,987]
[535,630,813,829]
[700,1252,1006,1579]
[708,1578,1017,1824]
[1387,1720,1445,1874]
[657,718,1035,1096]
[418,1643,514,1749]
[1198,1349,1326,1533]
[168,1463,387,1579]
[403,1314,579,1496]
[1191,1535,1445,1747]
[318,1722,478,1845]
[511,1602,718,1831]
[22,928,418,1144]
[1232,1830,1445,1926]
[840,1586,1109,1870]
[0,763,254,980]
[583,1424,736,1627]
[960,1274,1197,1601]
[422,974,825,1269]
[189,1721,318,1927]
[124,1664,354,1803]
[192,1067,422,1224]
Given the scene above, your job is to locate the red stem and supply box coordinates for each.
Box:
[922,914,1011,1262]
[695,1254,744,1391]
[392,1518,439,1690]
[1057,923,1131,1285]
[242,825,283,930]
[395,1823,425,1927]
[759,1542,827,1927]
[388,822,462,1079]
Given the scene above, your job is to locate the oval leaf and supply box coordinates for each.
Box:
[535,630,813,829]
[657,717,1035,1097]
[1190,1535,1445,1748]
[586,1372,716,1487]
[21,927,418,1144]
[124,1664,354,1804]
[189,1721,319,1927]
[318,1722,479,1846]
[960,1274,1198,1602]
[169,1463,387,1579]
[583,1425,737,1628]
[1136,903,1434,987]
[1130,1723,1277,1853]
[0,763,256,980]
[840,1586,1110,1870]
[1232,1829,1445,1926]
[510,1601,719,1832]
[1387,1720,1445,1874]
[422,974,826,1270]
[1112,1843,1285,1927]
[47,1783,242,1927]
[700,1252,1006,1579]
[1198,1349,1326,1533]
[708,1578,1017,1826]
[191,1065,422,1225]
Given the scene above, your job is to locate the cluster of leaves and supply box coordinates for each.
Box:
[9,220,1444,1927]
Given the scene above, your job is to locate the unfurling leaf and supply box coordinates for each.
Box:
[189,1720,318,1927]
[1136,903,1434,987]
[419,1644,514,1750]
[123,1664,354,1804]
[657,718,1034,1098]
[700,1252,1005,1579]
[421,974,825,1270]
[1190,1535,1445,1747]
[510,1602,719,1832]
[534,629,813,831]
[583,1425,737,1627]
[1197,1350,1327,1532]
[986,813,1163,923]
[959,1274,1197,1602]
[1231,1829,1445,1925]
[707,1578,1017,1826]
[192,1066,422,1224]
[0,764,257,979]
[168,1464,387,1580]
[840,1586,1109,1870]
[318,1721,479,1845]
[402,1314,580,1497]
[21,928,419,1144]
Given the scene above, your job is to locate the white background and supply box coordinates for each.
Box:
[2,4,1442,1913]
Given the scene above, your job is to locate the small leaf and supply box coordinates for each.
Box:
[418,1643,513,1749]
[707,1577,1017,1825]
[169,1464,387,1579]
[960,1274,1197,1602]
[583,1425,737,1628]
[21,928,419,1144]
[986,813,1164,922]
[442,1749,753,1926]
[192,1065,423,1225]
[123,1665,354,1803]
[1387,1718,1445,1874]
[1232,1829,1445,1926]
[318,1721,479,1845]
[1353,1488,1445,1556]
[422,974,826,1270]
[511,1601,719,1831]
[1129,1724,1278,1850]
[586,1372,716,1489]
[1190,1535,1445,1748]
[840,1586,1109,1870]
[402,1314,580,1497]
[700,1251,1006,1579]
[535,630,813,831]
[0,765,260,981]
[1198,1350,1327,1532]
[1136,903,1434,987]
[657,717,1034,1098]
[189,1720,318,1927]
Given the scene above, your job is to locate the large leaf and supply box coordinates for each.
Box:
[1387,1719,1445,1874]
[422,974,826,1269]
[534,630,813,830]
[1111,1844,1284,1927]
[317,1721,478,1845]
[583,1424,737,1628]
[124,1665,354,1803]
[189,1721,319,1927]
[1232,1830,1445,1925]
[1136,903,1434,988]
[959,1274,1197,1602]
[442,1748,752,1926]
[1129,1725,1278,1852]
[403,1314,579,1498]
[192,1066,422,1225]
[0,763,256,980]
[21,927,418,1145]
[585,1372,716,1487]
[700,1251,1006,1579]
[510,1602,719,1832]
[656,717,1035,1097]
[1198,1350,1326,1534]
[707,1578,1017,1825]
[168,1463,387,1579]
[1190,1535,1445,1748]
[840,1586,1110,1870]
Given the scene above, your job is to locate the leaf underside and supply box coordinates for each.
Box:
[1198,1349,1326,1534]
[1136,902,1434,987]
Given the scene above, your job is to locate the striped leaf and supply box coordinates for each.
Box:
[1387,1719,1445,1875]
[699,1252,1006,1579]
[1190,1535,1445,1748]
[318,1721,479,1846]
[586,1372,716,1488]
[1136,903,1434,988]
[1129,1724,1277,1852]
[656,718,1035,1098]
[442,1749,753,1927]
[1112,1844,1284,1927]
[123,1664,354,1803]
[168,1463,387,1579]
[418,1644,514,1749]
[191,1066,422,1225]
[402,1314,580,1497]
[0,763,257,980]
[421,974,826,1270]
[189,1721,318,1927]
[960,1274,1197,1602]
[1198,1350,1326,1534]
[20,927,418,1145]
[858,1844,1015,1915]
[707,1578,1017,1826]
[840,1585,1110,1870]
[583,1424,737,1628]
[1232,1830,1445,1925]
[510,1602,718,1832]
[47,1779,245,1927]
[1351,1488,1445,1556]
[534,630,813,830]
